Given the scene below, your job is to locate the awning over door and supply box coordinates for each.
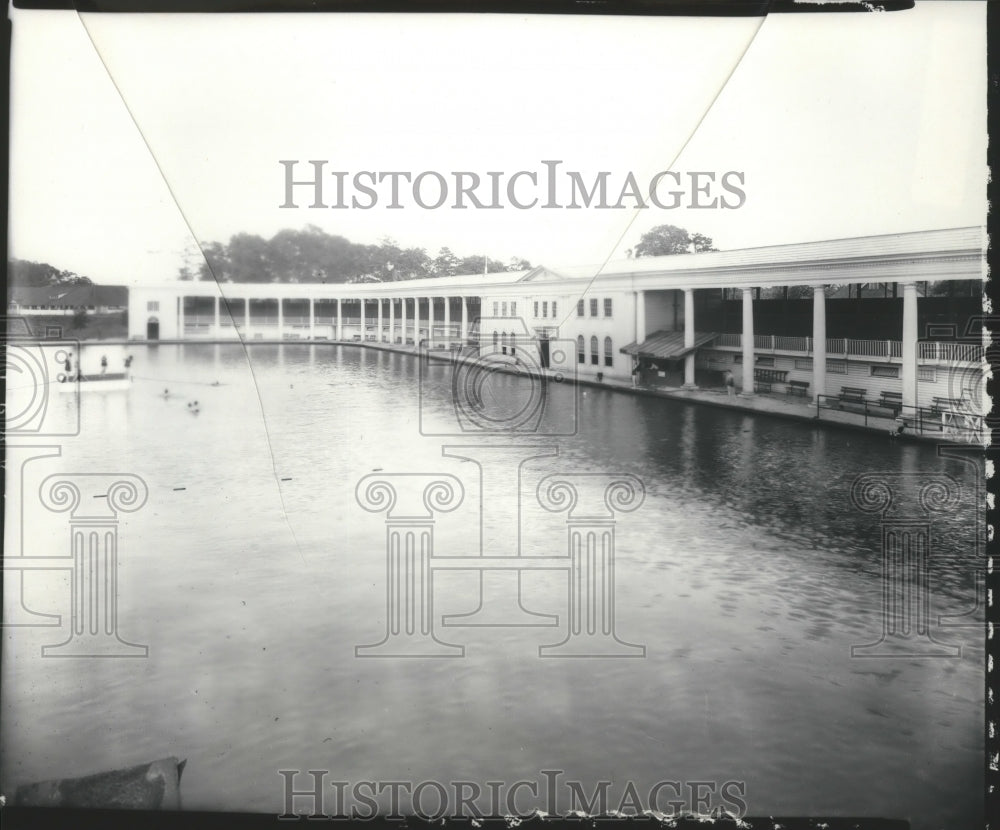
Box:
[619,330,718,359]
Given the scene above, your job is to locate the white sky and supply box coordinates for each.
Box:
[7,2,987,286]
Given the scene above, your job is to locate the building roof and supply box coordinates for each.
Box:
[9,284,128,307]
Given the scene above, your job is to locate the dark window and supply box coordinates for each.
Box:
[604,298,613,317]
[552,301,558,318]
[577,335,585,364]
[542,301,548,318]
[577,300,585,317]
[590,299,598,317]
[590,336,599,365]
[604,337,613,367]
[534,301,539,318]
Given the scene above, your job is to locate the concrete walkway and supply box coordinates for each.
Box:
[82,336,987,445]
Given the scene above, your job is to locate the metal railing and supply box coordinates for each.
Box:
[712,336,980,364]
[816,394,985,441]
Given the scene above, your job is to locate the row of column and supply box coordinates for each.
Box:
[635,282,920,408]
[181,296,475,344]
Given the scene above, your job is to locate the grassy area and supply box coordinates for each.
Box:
[17,312,128,341]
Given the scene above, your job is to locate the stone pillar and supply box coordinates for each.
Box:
[634,291,646,344]
[444,296,451,347]
[682,288,696,388]
[901,282,919,410]
[178,295,185,339]
[389,298,395,344]
[277,298,284,340]
[309,298,315,340]
[336,299,342,340]
[461,297,468,342]
[401,298,408,344]
[741,287,754,396]
[244,298,251,340]
[355,474,465,657]
[214,296,221,336]
[377,298,383,342]
[427,297,434,346]
[812,285,827,404]
[537,474,646,657]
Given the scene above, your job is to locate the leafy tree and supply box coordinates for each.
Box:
[458,255,508,275]
[432,247,461,277]
[633,225,718,257]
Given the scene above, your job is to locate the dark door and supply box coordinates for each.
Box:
[147,318,159,340]
[538,332,551,369]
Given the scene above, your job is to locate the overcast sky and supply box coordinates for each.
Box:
[8,2,986,286]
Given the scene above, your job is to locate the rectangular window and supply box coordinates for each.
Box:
[534,301,539,318]
[826,360,847,374]
[577,300,585,317]
[542,301,548,318]
[510,302,516,316]
[590,298,598,317]
[147,301,159,311]
[794,358,813,370]
[493,302,499,316]
[604,298,613,317]
[552,301,557,318]
[871,365,900,378]
[918,366,936,382]
[755,356,775,367]
[502,302,508,317]
[734,354,743,363]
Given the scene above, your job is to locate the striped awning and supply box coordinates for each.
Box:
[619,330,718,359]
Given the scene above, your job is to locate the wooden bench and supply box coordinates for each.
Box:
[878,390,903,415]
[754,368,788,393]
[931,397,963,412]
[838,386,868,412]
[786,380,810,397]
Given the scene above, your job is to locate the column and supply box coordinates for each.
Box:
[444,296,451,347]
[336,298,343,340]
[178,295,185,339]
[634,291,646,344]
[682,288,696,388]
[277,298,284,340]
[355,474,464,657]
[812,285,827,404]
[309,298,315,340]
[244,298,251,340]
[461,297,468,342]
[401,297,408,344]
[376,298,383,342]
[37,474,150,657]
[389,298,395,344]
[214,296,221,336]
[901,282,918,410]
[849,473,961,657]
[427,297,435,346]
[741,288,755,395]
[537,474,646,657]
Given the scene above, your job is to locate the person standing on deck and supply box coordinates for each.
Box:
[724,370,735,397]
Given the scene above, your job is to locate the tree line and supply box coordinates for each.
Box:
[8,259,94,286]
[179,226,533,284]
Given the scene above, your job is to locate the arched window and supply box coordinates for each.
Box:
[492,330,499,351]
[590,336,599,365]
[577,335,585,364]
[604,337,613,367]
[501,331,508,355]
